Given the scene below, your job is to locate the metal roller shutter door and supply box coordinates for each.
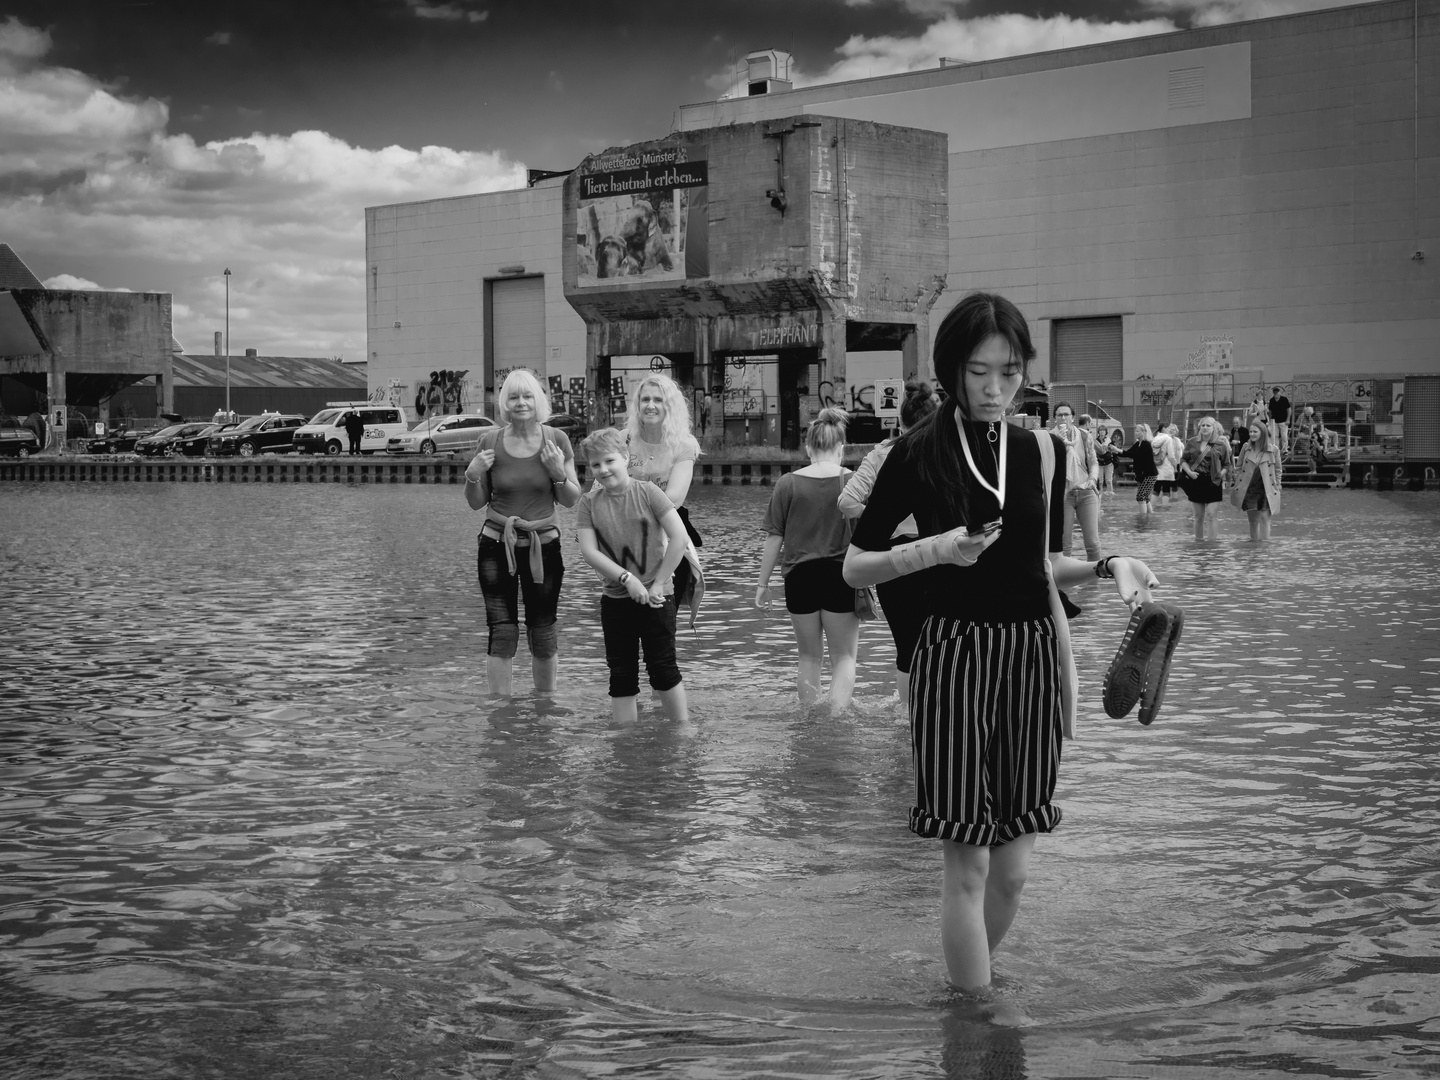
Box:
[491,277,546,380]
[1403,376,1440,460]
[1054,316,1123,415]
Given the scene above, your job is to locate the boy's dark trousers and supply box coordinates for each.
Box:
[599,595,681,698]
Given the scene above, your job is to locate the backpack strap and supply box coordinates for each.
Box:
[1034,429,1078,740]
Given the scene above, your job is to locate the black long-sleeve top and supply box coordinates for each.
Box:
[1119,439,1158,480]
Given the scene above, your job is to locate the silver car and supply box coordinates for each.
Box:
[386,413,495,456]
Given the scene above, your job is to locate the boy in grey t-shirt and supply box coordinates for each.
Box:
[576,428,691,724]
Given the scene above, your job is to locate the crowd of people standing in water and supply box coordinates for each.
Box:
[460,292,1319,998]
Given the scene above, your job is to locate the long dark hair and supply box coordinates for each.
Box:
[903,293,1036,529]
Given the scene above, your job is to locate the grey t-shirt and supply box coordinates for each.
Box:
[576,480,677,598]
[762,470,854,576]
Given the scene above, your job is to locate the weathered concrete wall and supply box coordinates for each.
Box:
[562,115,948,335]
[0,289,174,414]
[0,290,172,374]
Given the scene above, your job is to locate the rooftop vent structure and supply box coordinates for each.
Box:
[745,50,793,96]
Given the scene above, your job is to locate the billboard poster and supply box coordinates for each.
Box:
[575,147,708,288]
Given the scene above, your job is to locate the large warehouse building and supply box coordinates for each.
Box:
[365,0,1436,440]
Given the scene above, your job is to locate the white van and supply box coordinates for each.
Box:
[292,403,410,456]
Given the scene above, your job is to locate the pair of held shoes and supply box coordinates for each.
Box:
[1102,601,1184,726]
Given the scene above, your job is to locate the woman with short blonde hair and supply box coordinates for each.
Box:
[464,369,579,696]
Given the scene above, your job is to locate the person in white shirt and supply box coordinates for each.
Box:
[1050,403,1101,560]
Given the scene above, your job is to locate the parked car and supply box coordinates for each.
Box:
[172,423,230,457]
[85,424,162,454]
[135,422,214,457]
[386,413,495,455]
[206,413,308,457]
[543,414,588,442]
[0,414,41,458]
[293,404,409,456]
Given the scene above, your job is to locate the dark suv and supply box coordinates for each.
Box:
[206,413,308,457]
[0,415,41,458]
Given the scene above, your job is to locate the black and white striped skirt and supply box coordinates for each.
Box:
[908,615,1065,846]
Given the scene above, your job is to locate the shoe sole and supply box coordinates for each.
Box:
[1137,602,1184,726]
[1102,602,1173,719]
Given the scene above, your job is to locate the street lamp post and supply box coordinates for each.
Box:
[223,267,232,414]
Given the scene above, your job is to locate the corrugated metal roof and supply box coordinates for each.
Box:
[0,245,45,290]
[175,354,367,390]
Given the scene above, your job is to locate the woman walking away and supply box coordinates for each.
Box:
[1119,423,1158,516]
[1232,418,1282,540]
[838,380,942,708]
[1177,416,1229,542]
[842,292,1160,994]
[465,369,581,697]
[623,373,703,600]
[756,408,862,712]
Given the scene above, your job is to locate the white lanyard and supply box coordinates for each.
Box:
[959,419,1007,510]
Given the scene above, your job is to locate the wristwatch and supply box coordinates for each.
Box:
[618,571,631,586]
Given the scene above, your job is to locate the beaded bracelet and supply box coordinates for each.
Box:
[1095,556,1118,579]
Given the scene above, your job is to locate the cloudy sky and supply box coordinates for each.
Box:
[1,0,1365,358]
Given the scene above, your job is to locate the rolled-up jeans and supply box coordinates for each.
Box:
[1063,484,1101,560]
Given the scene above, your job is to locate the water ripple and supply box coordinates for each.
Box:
[1,481,1438,1077]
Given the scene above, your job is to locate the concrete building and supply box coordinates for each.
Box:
[366,0,1437,437]
[365,183,584,422]
[562,116,948,446]
[0,245,176,431]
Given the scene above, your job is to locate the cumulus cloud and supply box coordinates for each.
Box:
[0,18,525,357]
[705,12,1179,96]
[714,0,1353,95]
[0,15,49,69]
[810,13,1179,83]
[42,273,129,291]
[1140,0,1362,25]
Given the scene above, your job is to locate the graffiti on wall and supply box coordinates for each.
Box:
[369,380,407,409]
[815,379,879,415]
[722,358,763,416]
[414,369,470,416]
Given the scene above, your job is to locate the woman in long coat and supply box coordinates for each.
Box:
[1231,418,1282,540]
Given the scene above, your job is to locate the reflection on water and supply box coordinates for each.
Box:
[1,480,1438,1078]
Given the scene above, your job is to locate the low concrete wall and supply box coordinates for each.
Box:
[0,457,856,486]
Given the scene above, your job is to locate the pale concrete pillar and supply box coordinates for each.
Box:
[901,315,929,383]
[693,317,719,447]
[818,315,846,411]
[46,367,66,453]
[584,322,609,430]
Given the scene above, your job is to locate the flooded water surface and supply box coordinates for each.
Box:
[2,479,1438,1078]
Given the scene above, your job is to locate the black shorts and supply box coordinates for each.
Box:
[1154,479,1176,495]
[783,557,855,615]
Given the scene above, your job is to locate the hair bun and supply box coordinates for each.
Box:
[903,379,934,401]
